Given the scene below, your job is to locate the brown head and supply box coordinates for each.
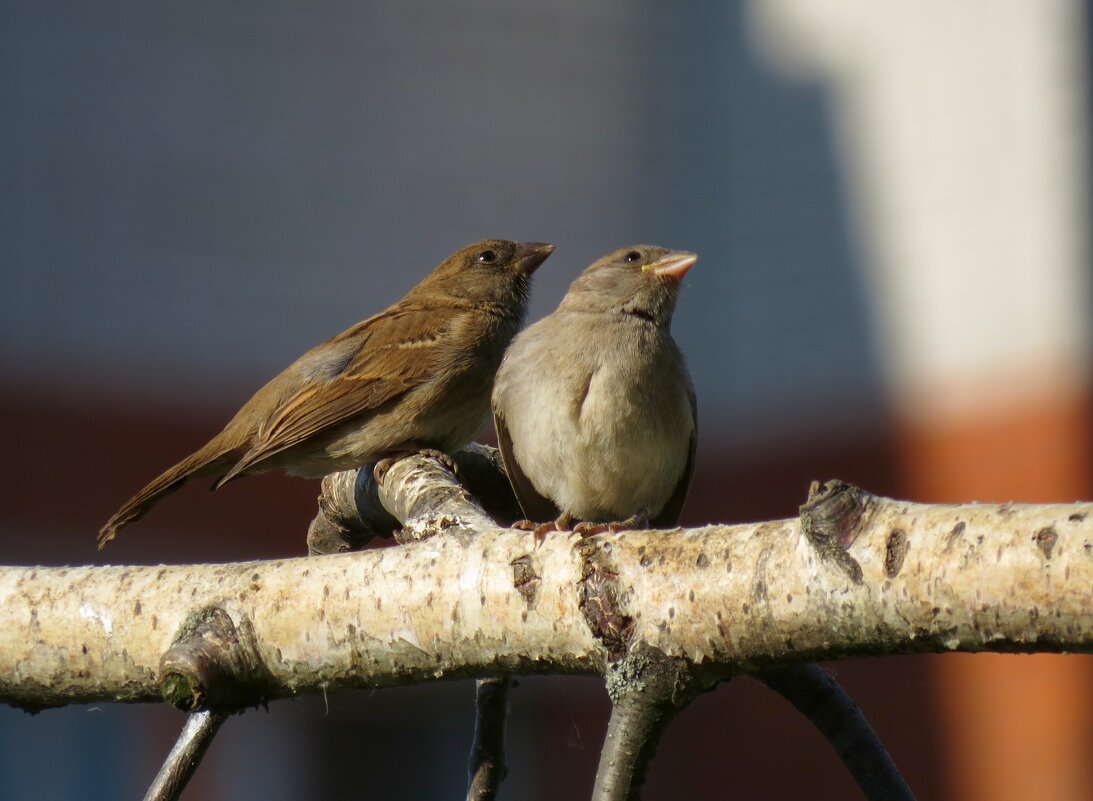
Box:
[559,244,697,328]
[411,239,555,312]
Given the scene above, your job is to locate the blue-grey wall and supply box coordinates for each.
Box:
[1,0,880,438]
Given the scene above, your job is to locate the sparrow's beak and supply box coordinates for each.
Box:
[515,242,556,274]
[644,250,697,281]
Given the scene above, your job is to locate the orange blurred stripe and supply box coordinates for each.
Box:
[898,387,1093,801]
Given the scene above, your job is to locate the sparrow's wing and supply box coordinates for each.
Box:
[493,408,560,523]
[650,387,696,528]
[213,303,455,488]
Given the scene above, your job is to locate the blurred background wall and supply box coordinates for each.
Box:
[1,1,1090,799]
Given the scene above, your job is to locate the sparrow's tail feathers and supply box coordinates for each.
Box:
[97,444,235,549]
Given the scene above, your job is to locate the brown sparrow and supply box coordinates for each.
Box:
[100,239,555,547]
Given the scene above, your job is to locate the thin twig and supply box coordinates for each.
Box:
[591,645,718,801]
[759,664,916,801]
[592,690,678,801]
[143,710,229,801]
[466,677,511,801]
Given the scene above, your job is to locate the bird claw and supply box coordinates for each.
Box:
[513,512,575,548]
[572,510,650,538]
[510,519,558,548]
[513,511,647,544]
[373,459,395,484]
[417,448,459,475]
[532,522,561,548]
[372,448,458,485]
[572,521,623,537]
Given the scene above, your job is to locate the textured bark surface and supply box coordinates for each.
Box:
[465,677,511,801]
[0,530,600,709]
[0,456,1090,711]
[307,443,522,554]
[592,643,719,801]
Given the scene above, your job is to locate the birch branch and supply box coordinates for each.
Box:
[319,455,922,801]
[307,443,521,553]
[1,457,1091,714]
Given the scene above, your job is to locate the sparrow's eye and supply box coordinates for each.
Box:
[624,250,642,264]
[477,250,498,264]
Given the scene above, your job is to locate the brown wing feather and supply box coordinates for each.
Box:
[493,410,560,523]
[98,440,243,548]
[650,388,697,528]
[253,362,413,452]
[215,303,457,487]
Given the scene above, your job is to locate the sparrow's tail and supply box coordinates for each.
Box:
[97,443,238,549]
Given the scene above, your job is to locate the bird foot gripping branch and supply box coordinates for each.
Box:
[372,447,459,484]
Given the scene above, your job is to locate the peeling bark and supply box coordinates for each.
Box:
[1,459,1091,712]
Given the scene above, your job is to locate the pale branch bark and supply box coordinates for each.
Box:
[307,443,522,554]
[758,663,914,801]
[0,455,595,711]
[1,457,1091,715]
[465,677,510,801]
[142,710,229,801]
[318,456,921,801]
[314,449,524,801]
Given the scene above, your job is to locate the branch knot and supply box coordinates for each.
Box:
[159,603,275,712]
[800,480,873,583]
